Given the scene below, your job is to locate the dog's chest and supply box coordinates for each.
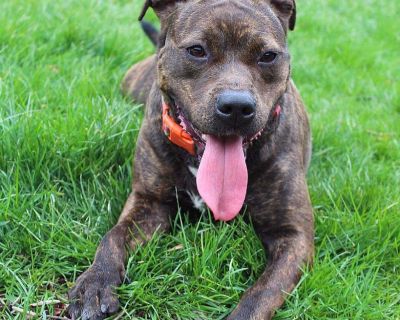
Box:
[184,165,206,212]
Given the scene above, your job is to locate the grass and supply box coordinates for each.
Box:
[0,0,399,319]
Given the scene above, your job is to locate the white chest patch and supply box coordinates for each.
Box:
[186,190,205,211]
[188,165,198,177]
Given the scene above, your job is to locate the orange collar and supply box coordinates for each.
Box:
[162,102,196,155]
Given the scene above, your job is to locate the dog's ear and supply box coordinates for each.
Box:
[139,0,185,22]
[269,0,296,31]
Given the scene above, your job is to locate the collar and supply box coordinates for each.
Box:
[162,101,196,155]
[162,100,281,156]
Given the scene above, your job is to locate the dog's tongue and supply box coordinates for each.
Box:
[196,135,248,221]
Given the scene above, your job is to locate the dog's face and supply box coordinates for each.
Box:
[147,0,296,147]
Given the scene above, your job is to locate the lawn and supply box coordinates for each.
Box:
[0,0,399,319]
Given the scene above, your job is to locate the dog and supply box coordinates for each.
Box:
[67,0,314,319]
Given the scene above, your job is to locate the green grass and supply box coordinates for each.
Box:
[0,0,399,319]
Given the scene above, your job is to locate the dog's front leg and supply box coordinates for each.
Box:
[67,191,172,320]
[228,170,314,320]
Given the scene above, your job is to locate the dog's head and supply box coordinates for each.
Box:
[140,0,296,221]
[141,0,295,143]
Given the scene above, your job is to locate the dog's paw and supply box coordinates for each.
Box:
[67,265,123,320]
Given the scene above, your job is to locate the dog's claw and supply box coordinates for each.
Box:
[100,304,108,313]
[68,265,122,320]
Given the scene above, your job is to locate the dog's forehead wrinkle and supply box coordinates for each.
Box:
[174,3,285,50]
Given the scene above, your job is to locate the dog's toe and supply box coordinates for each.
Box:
[81,287,104,320]
[67,301,82,320]
[99,287,120,314]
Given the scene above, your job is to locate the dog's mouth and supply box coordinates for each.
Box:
[163,91,281,221]
[172,101,264,156]
[166,96,268,223]
[165,95,281,222]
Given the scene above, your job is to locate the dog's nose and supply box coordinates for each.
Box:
[216,90,256,127]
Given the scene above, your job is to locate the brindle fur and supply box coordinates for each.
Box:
[68,1,314,319]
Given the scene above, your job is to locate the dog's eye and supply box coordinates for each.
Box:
[259,51,278,64]
[187,45,207,58]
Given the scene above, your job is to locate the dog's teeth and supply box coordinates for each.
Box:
[201,134,207,141]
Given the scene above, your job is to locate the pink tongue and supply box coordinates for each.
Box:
[196,135,248,221]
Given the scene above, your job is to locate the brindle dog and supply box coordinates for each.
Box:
[67,0,314,319]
